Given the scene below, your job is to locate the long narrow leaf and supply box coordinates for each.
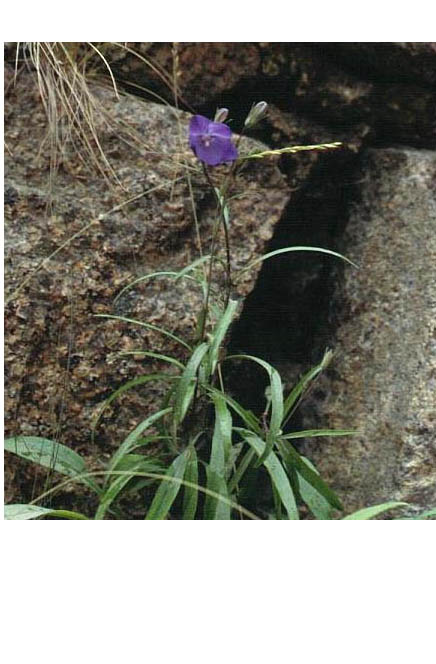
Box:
[174,342,209,425]
[175,255,211,283]
[297,457,335,520]
[282,429,358,440]
[92,373,176,438]
[115,351,185,370]
[114,270,203,304]
[283,351,332,424]
[95,314,192,350]
[145,449,190,520]
[4,436,99,494]
[204,468,231,520]
[4,505,88,520]
[277,439,343,511]
[95,456,164,520]
[182,447,199,520]
[343,502,409,520]
[236,246,357,279]
[228,448,256,494]
[241,432,299,520]
[207,298,239,377]
[207,386,261,434]
[107,408,172,475]
[204,393,233,519]
[227,354,283,465]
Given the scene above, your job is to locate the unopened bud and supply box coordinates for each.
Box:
[214,107,229,123]
[244,101,268,128]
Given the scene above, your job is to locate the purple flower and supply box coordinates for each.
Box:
[189,115,238,167]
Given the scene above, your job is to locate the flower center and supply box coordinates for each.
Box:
[201,134,214,148]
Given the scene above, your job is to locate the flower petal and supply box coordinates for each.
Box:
[195,136,238,166]
[189,115,211,141]
[209,121,233,139]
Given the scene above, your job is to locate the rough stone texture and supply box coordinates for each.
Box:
[299,148,436,513]
[324,42,436,87]
[4,67,289,500]
[103,42,436,148]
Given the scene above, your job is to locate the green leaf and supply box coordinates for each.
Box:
[281,429,358,440]
[4,504,88,520]
[405,508,436,520]
[207,387,261,434]
[145,449,190,520]
[114,269,206,304]
[277,439,343,511]
[4,436,99,494]
[283,349,333,424]
[95,456,164,520]
[182,447,199,520]
[115,351,185,370]
[95,314,192,350]
[236,246,357,280]
[173,342,209,425]
[343,502,409,520]
[204,394,233,519]
[92,373,176,439]
[241,432,299,520]
[107,408,172,476]
[228,448,256,494]
[174,255,210,285]
[204,467,231,520]
[227,355,283,465]
[211,391,232,466]
[207,298,239,377]
[297,457,335,520]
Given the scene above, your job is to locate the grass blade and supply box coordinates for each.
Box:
[277,438,343,511]
[92,373,176,439]
[145,449,190,520]
[228,448,256,493]
[107,408,172,475]
[174,342,209,425]
[241,432,299,520]
[207,298,239,377]
[182,447,199,520]
[283,350,333,423]
[115,351,185,370]
[4,436,99,494]
[114,270,203,304]
[282,429,358,440]
[207,386,261,434]
[204,467,231,520]
[343,502,409,520]
[236,246,357,280]
[95,456,164,520]
[95,314,192,350]
[227,354,283,465]
[204,393,233,519]
[297,457,335,520]
[4,504,88,520]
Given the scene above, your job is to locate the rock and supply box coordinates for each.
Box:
[108,42,436,148]
[323,42,436,87]
[4,67,290,499]
[299,147,436,514]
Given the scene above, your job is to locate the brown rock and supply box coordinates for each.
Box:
[4,68,290,502]
[300,147,436,514]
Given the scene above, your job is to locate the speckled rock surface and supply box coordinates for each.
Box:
[4,68,289,499]
[102,42,436,147]
[325,42,436,87]
[299,148,436,513]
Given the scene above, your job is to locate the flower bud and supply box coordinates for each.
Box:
[214,107,229,123]
[244,101,268,128]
